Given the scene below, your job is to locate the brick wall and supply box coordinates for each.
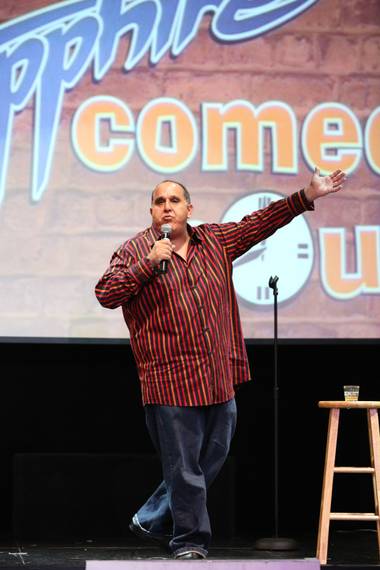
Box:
[0,0,379,338]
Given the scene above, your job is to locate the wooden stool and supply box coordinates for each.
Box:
[316,401,380,565]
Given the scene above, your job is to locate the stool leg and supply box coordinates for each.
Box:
[367,409,380,555]
[317,408,340,565]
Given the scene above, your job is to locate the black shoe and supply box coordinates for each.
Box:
[175,551,205,560]
[129,519,170,548]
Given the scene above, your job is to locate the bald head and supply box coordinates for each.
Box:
[151,180,191,205]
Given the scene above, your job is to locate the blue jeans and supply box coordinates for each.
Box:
[134,399,237,557]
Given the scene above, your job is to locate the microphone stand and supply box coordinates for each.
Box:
[254,276,298,551]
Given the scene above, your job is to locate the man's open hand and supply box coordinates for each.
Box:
[304,167,346,202]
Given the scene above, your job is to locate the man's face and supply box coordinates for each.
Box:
[150,181,193,236]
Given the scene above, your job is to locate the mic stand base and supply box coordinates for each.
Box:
[254,537,298,551]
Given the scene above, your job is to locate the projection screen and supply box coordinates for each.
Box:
[0,0,379,339]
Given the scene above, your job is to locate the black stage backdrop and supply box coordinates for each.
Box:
[0,340,378,540]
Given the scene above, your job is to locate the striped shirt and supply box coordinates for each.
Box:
[95,189,313,406]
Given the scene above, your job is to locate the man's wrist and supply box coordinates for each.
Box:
[146,253,159,267]
[304,185,316,203]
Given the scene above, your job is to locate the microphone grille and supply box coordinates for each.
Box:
[161,224,172,235]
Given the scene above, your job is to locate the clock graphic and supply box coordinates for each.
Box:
[222,191,314,305]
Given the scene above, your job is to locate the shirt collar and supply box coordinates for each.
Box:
[188,224,204,243]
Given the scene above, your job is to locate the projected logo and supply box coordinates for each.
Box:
[0,0,321,205]
[222,192,314,305]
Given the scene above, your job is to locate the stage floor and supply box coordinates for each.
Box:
[0,530,377,569]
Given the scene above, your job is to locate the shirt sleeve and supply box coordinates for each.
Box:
[209,189,314,262]
[95,243,155,309]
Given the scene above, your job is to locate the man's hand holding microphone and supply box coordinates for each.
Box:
[147,224,173,274]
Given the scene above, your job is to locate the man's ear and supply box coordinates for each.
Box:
[187,204,193,218]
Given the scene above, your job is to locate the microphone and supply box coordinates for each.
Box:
[160,223,172,274]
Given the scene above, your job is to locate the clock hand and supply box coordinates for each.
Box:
[233,245,267,268]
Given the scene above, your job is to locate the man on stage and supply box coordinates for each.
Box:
[95,169,346,559]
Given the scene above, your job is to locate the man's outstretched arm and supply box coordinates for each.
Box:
[208,167,347,262]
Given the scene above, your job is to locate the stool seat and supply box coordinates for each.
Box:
[316,401,380,565]
[319,401,380,409]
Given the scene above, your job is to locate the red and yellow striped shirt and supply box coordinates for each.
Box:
[95,190,313,406]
